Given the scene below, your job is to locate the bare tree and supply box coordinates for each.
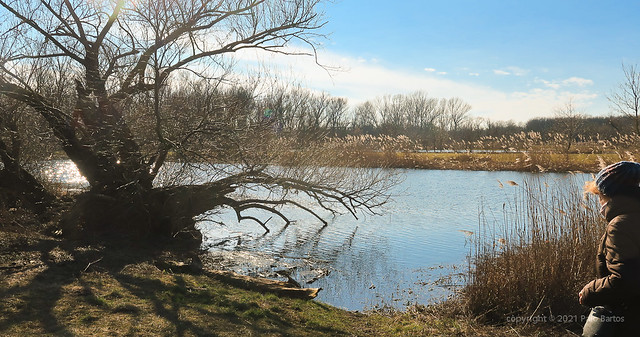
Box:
[352,101,378,133]
[376,94,406,135]
[405,91,440,130]
[609,62,640,135]
[259,84,311,133]
[0,0,393,244]
[305,91,330,132]
[553,97,584,154]
[403,91,440,147]
[443,97,472,132]
[323,96,347,135]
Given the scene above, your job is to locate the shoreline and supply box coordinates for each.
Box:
[345,151,613,173]
[0,218,576,336]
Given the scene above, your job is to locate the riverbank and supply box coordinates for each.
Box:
[350,151,620,172]
[49,148,623,173]
[0,212,576,336]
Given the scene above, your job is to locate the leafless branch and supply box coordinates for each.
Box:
[64,0,87,41]
[0,0,83,63]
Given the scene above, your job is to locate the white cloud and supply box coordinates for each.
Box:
[469,72,480,76]
[562,77,594,87]
[424,67,436,72]
[231,47,600,123]
[537,76,594,89]
[505,66,529,76]
[493,66,529,77]
[437,71,447,75]
[537,79,561,89]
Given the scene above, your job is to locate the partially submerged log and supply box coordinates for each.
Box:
[156,260,320,300]
[205,269,321,299]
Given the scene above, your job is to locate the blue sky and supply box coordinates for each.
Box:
[4,0,636,123]
[262,0,640,123]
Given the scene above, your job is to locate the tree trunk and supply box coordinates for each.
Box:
[0,168,56,215]
[60,181,235,248]
[0,139,56,214]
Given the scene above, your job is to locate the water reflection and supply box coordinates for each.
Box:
[198,213,407,310]
[38,160,89,188]
[39,160,591,311]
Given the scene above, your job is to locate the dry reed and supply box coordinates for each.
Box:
[302,133,640,172]
[463,175,604,330]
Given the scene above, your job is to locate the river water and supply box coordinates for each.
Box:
[41,161,591,311]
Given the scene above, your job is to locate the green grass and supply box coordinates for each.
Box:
[1,266,386,336]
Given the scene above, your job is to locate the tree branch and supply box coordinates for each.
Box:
[0,0,83,63]
[104,49,139,79]
[39,0,82,40]
[238,198,328,226]
[94,0,124,49]
[64,0,87,41]
[118,0,297,96]
[157,21,320,84]
[0,79,102,185]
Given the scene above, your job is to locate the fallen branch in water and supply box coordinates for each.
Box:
[156,260,320,299]
[204,269,321,299]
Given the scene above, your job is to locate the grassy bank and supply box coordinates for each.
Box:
[50,139,629,173]
[0,212,575,336]
[339,151,624,172]
[300,134,639,172]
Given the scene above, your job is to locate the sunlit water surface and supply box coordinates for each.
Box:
[41,161,589,311]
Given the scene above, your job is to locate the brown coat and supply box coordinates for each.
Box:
[581,195,640,310]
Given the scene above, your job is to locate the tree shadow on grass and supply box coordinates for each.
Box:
[112,272,350,336]
[0,237,84,336]
[0,232,198,335]
[112,273,216,337]
[0,231,352,336]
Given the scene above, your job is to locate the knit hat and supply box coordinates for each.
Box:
[595,161,640,196]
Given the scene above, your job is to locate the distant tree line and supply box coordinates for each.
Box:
[252,87,637,151]
[259,88,474,149]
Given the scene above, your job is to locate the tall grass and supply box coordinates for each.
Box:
[464,175,604,327]
[294,133,640,171]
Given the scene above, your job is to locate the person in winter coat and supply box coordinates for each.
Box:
[580,161,640,336]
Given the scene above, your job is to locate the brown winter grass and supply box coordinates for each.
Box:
[462,175,604,334]
[311,133,640,172]
[353,151,608,172]
[326,151,622,173]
